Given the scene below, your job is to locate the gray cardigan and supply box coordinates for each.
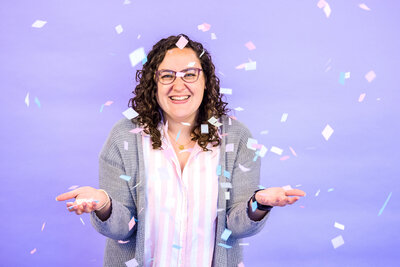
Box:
[90,115,270,266]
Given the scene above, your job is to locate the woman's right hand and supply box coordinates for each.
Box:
[56,186,110,215]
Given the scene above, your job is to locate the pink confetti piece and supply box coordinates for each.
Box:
[128,217,136,231]
[197,23,211,32]
[129,128,143,134]
[245,41,256,50]
[317,0,331,18]
[104,101,113,106]
[252,143,263,149]
[235,63,246,69]
[359,3,371,11]
[30,248,37,254]
[289,146,297,157]
[238,164,250,172]
[220,133,228,137]
[41,222,46,232]
[176,36,188,49]
[280,155,290,161]
[225,143,234,152]
[118,240,130,244]
[300,205,305,208]
[365,70,376,82]
[230,115,237,120]
[359,93,366,102]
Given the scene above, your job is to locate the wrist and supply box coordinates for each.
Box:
[252,189,273,212]
[96,189,110,211]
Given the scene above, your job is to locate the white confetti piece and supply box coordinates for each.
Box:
[181,122,191,126]
[30,248,37,254]
[245,41,256,50]
[344,72,350,79]
[25,92,29,107]
[259,145,268,157]
[176,36,189,49]
[220,88,232,95]
[322,124,334,141]
[358,93,366,102]
[245,61,256,70]
[32,20,47,28]
[125,258,139,267]
[238,262,245,267]
[197,23,211,32]
[208,116,222,127]
[201,124,209,134]
[234,107,244,111]
[359,3,371,11]
[246,138,258,151]
[122,108,138,120]
[187,62,196,67]
[270,146,283,155]
[365,70,376,82]
[260,130,269,135]
[281,113,288,122]
[315,189,320,196]
[225,191,230,200]
[317,0,331,18]
[220,182,232,189]
[124,141,129,150]
[331,235,344,249]
[238,164,250,172]
[118,240,130,244]
[68,185,79,190]
[115,25,123,34]
[211,33,217,40]
[123,0,131,4]
[334,222,345,230]
[238,243,249,246]
[282,185,293,191]
[41,222,46,231]
[80,217,85,225]
[129,47,146,68]
[226,143,234,152]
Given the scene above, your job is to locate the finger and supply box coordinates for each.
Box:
[82,202,93,213]
[56,188,84,201]
[287,196,299,205]
[76,209,83,215]
[284,189,306,197]
[66,202,76,212]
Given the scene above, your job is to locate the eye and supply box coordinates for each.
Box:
[161,74,174,79]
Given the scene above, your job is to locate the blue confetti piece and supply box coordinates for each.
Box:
[253,150,259,161]
[339,72,345,85]
[100,104,104,113]
[119,175,131,181]
[142,56,147,65]
[176,129,181,142]
[251,200,257,212]
[221,229,232,241]
[172,244,182,249]
[217,243,232,249]
[258,185,266,190]
[216,165,222,176]
[328,188,334,192]
[378,192,392,216]
[34,97,41,108]
[223,170,231,179]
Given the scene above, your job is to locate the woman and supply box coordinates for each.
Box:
[56,34,306,267]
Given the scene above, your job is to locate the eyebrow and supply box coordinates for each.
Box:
[158,68,196,72]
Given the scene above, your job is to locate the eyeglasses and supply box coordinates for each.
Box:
[155,68,203,85]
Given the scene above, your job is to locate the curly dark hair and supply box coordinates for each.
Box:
[128,34,229,151]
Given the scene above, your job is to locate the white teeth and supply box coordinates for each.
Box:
[170,96,189,100]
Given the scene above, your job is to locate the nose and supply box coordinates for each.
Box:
[172,76,187,91]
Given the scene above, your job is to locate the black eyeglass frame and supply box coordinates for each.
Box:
[155,67,203,85]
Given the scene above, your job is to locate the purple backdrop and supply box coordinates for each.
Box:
[1,0,399,266]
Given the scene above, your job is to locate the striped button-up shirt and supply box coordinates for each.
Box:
[142,123,220,267]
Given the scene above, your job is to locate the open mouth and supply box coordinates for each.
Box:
[169,95,190,101]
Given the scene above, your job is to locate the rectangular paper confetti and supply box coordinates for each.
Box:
[270,146,283,155]
[334,222,345,230]
[358,93,366,102]
[251,200,257,212]
[225,191,230,200]
[365,70,376,83]
[211,33,217,40]
[224,170,231,179]
[125,258,139,267]
[129,128,143,134]
[246,138,258,151]
[208,117,222,127]
[216,165,222,176]
[80,217,85,225]
[220,88,232,95]
[129,47,146,68]
[115,25,123,34]
[124,141,129,150]
[234,107,244,111]
[245,61,256,71]
[245,41,256,50]
[331,235,344,249]
[129,217,136,231]
[120,175,131,182]
[176,36,188,49]
[322,124,334,141]
[122,108,138,120]
[34,97,41,108]
[221,229,232,241]
[378,192,392,216]
[225,143,234,152]
[172,244,182,249]
[32,20,47,28]
[220,182,232,189]
[187,62,196,67]
[259,145,268,157]
[201,124,209,134]
[359,3,371,11]
[281,113,288,122]
[25,93,29,107]
[218,243,232,249]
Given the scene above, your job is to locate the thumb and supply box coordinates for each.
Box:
[56,188,83,201]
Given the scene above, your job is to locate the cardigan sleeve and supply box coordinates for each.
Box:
[90,122,137,241]
[226,122,270,239]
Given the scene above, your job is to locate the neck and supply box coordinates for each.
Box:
[164,114,196,139]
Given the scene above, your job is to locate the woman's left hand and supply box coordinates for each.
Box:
[255,187,306,207]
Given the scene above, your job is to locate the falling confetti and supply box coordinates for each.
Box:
[234,107,244,111]
[331,235,344,249]
[25,92,29,107]
[334,222,345,230]
[322,124,334,141]
[378,192,392,216]
[122,108,138,120]
[80,217,85,225]
[358,93,366,102]
[211,33,217,40]
[245,41,256,50]
[289,147,297,157]
[281,113,288,122]
[32,20,47,28]
[41,222,46,232]
[317,0,331,18]
[30,248,37,254]
[280,155,290,161]
[176,36,189,49]
[34,97,41,108]
[197,23,211,32]
[115,25,123,34]
[365,70,376,82]
[359,3,371,11]
[245,61,256,70]
[129,47,146,68]
[220,88,232,95]
[270,146,283,155]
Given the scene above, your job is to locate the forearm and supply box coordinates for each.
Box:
[95,199,112,221]
[247,198,269,221]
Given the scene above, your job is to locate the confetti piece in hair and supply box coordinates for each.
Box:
[124,141,129,150]
[129,217,136,231]
[125,258,139,267]
[34,97,41,108]
[334,222,345,230]
[129,128,143,134]
[280,155,290,161]
[41,222,46,231]
[120,175,131,181]
[220,88,232,95]
[322,124,334,141]
[270,146,283,155]
[245,41,256,50]
[208,116,222,127]
[234,107,244,111]
[365,70,376,82]
[118,240,130,244]
[201,124,209,134]
[226,143,234,152]
[331,235,344,249]
[199,50,205,58]
[281,113,288,122]
[80,217,85,225]
[32,20,47,28]
[378,192,392,216]
[176,36,189,49]
[359,93,366,102]
[289,146,297,157]
[197,23,211,32]
[187,62,196,67]
[211,33,217,40]
[122,108,138,119]
[115,25,123,34]
[221,229,232,241]
[238,164,250,172]
[245,61,256,71]
[30,248,37,254]
[25,93,29,107]
[218,243,232,249]
[359,3,371,11]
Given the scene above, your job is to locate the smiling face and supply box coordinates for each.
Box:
[155,48,205,124]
